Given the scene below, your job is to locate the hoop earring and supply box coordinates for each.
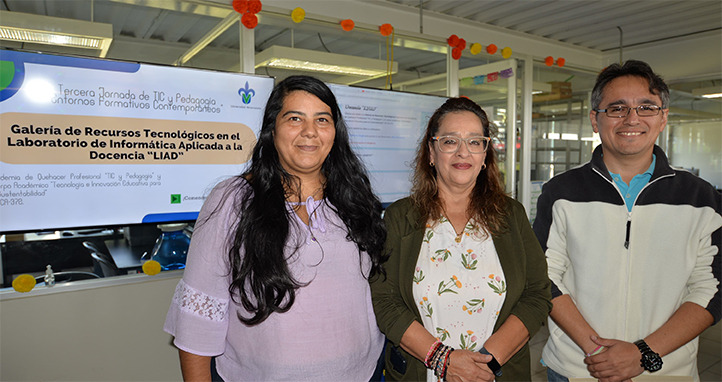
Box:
[430,161,435,167]
[481,163,487,170]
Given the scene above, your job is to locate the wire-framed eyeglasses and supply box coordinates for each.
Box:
[431,135,491,154]
[594,104,663,118]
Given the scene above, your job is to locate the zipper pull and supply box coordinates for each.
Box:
[624,220,631,249]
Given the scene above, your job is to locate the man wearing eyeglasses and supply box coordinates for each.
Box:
[533,60,721,382]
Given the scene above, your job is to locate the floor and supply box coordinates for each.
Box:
[529,322,722,381]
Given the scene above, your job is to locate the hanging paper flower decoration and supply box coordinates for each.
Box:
[470,43,482,55]
[545,56,554,66]
[379,23,394,36]
[142,260,162,276]
[232,0,248,14]
[501,47,512,59]
[557,58,566,67]
[340,19,355,31]
[451,47,462,60]
[447,34,460,47]
[248,0,262,14]
[12,274,36,293]
[242,12,258,28]
[291,7,305,23]
[486,44,497,55]
[457,38,467,51]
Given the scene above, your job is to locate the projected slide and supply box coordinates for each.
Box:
[0,50,273,232]
[330,84,446,203]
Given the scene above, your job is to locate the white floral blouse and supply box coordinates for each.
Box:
[412,217,507,382]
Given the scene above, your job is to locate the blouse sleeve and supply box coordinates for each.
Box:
[163,178,240,356]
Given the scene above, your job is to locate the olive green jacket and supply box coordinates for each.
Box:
[371,197,552,381]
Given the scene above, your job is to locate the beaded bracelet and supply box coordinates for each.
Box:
[440,348,454,381]
[424,340,442,367]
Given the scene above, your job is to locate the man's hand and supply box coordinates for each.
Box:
[583,336,644,382]
[444,350,495,382]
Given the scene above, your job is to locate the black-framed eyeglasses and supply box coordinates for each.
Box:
[431,135,491,154]
[594,105,663,118]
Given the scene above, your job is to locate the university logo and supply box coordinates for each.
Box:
[238,81,256,104]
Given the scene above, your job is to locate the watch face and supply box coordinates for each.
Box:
[642,352,663,372]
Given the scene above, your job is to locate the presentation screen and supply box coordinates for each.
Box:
[0,50,447,233]
[329,84,446,204]
[0,50,274,233]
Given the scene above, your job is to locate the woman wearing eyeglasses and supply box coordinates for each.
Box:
[371,97,552,382]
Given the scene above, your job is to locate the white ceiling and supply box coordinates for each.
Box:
[384,0,721,52]
[1,0,720,116]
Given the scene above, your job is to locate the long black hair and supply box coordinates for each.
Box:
[227,75,386,325]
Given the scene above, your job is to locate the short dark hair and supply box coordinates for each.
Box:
[591,60,670,110]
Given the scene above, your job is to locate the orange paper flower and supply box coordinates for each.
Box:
[457,38,467,51]
[340,19,355,31]
[557,58,566,67]
[469,43,482,55]
[486,44,497,55]
[451,47,462,60]
[545,56,554,66]
[232,0,248,14]
[447,34,459,47]
[242,12,258,29]
[379,23,393,36]
[247,0,262,14]
[142,260,162,276]
[501,46,512,59]
[291,7,305,23]
[12,274,36,293]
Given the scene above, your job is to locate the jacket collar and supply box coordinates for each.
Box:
[590,144,674,182]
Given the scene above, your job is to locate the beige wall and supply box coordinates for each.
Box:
[0,272,183,381]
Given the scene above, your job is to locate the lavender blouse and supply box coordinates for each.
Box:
[163,179,384,381]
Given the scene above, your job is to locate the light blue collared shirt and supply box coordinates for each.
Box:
[609,155,656,212]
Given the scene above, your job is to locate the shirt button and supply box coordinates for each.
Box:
[626,193,631,198]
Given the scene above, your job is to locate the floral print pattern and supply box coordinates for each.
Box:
[459,330,479,351]
[437,275,462,295]
[487,274,507,295]
[413,266,426,284]
[419,297,433,318]
[412,216,507,382]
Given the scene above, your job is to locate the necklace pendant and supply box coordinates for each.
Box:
[455,235,462,243]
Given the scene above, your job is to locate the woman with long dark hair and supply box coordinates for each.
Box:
[164,75,386,381]
[371,98,551,381]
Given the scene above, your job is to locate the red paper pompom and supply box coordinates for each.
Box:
[452,47,462,60]
[341,19,355,32]
[486,44,497,55]
[545,56,554,66]
[447,34,459,47]
[232,0,248,14]
[379,23,393,36]
[557,58,566,67]
[248,0,262,14]
[242,12,258,29]
[457,38,467,51]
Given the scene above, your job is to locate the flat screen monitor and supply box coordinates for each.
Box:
[0,49,274,233]
[329,84,446,204]
[0,50,447,233]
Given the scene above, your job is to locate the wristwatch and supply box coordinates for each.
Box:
[478,347,503,377]
[634,340,663,372]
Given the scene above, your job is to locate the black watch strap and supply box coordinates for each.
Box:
[478,347,503,377]
[634,339,663,372]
